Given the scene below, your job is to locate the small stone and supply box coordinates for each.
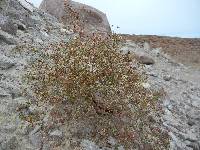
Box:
[17,23,26,31]
[163,75,172,81]
[49,129,63,139]
[65,30,74,35]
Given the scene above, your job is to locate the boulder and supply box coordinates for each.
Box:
[135,52,155,65]
[39,0,111,35]
[139,55,155,65]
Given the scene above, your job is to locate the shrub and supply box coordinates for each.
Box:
[24,33,169,149]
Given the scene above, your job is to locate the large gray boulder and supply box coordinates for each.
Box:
[39,0,111,35]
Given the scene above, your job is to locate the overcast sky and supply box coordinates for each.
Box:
[29,0,200,38]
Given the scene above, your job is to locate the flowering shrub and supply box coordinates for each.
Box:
[27,34,143,110]
[24,33,169,149]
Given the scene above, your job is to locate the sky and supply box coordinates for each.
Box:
[29,0,200,38]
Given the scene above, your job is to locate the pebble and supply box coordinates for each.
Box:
[163,75,172,81]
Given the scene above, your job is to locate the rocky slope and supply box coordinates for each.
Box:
[121,40,200,150]
[123,35,200,69]
[0,0,73,149]
[0,0,200,150]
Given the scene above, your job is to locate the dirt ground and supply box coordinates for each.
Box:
[122,34,200,69]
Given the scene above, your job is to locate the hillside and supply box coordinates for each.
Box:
[120,36,200,150]
[123,34,200,69]
[0,0,200,150]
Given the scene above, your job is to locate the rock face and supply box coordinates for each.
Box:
[39,0,111,35]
